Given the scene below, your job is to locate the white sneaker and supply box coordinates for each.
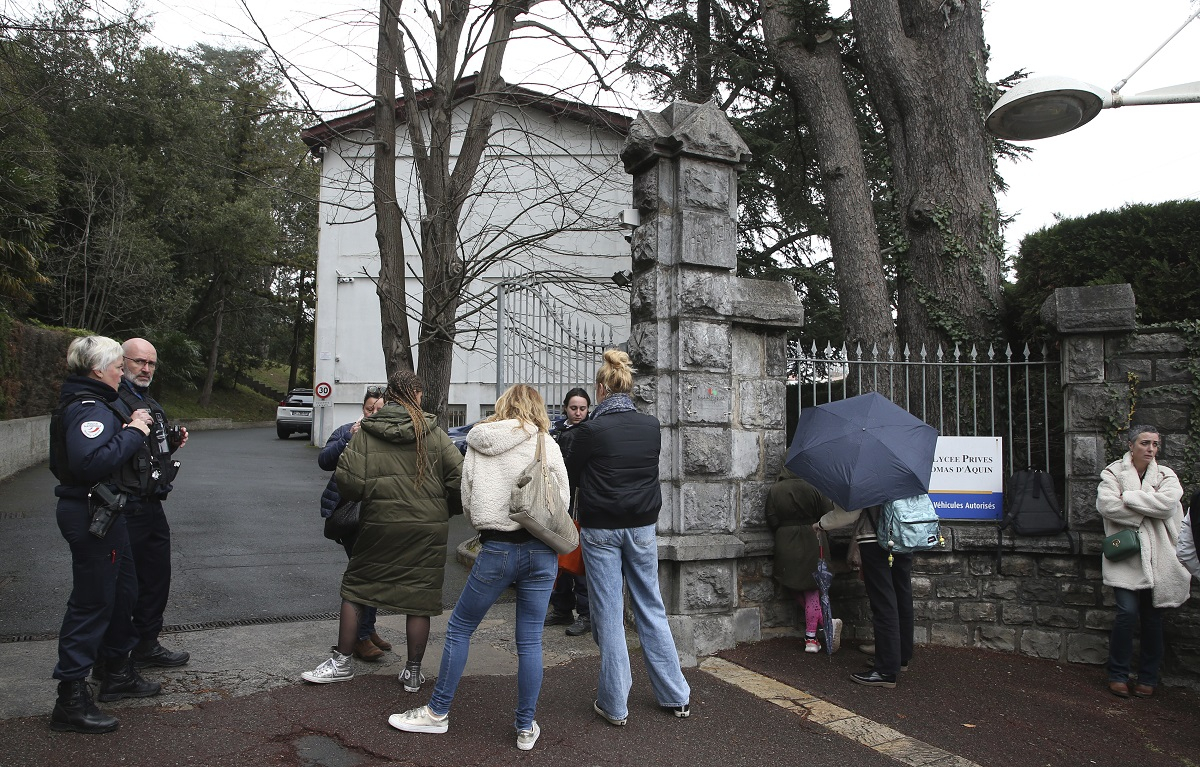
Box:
[388,705,449,734]
[804,637,820,653]
[301,650,353,684]
[516,721,540,751]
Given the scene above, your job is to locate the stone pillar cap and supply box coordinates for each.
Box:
[1041,284,1136,334]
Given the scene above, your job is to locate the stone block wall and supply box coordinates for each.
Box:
[740,285,1200,685]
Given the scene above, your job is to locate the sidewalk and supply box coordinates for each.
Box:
[2,611,1198,767]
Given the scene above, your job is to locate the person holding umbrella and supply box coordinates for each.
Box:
[815,504,913,688]
[765,468,839,653]
[786,392,937,688]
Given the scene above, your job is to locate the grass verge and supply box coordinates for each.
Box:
[153,382,277,422]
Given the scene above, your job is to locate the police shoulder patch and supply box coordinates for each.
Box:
[80,421,105,439]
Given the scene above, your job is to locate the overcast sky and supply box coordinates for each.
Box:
[140,0,1200,256]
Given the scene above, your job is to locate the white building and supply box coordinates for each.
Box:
[301,79,633,443]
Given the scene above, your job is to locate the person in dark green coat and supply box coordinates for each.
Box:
[765,468,836,653]
[301,370,463,692]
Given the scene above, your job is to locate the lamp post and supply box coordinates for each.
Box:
[986,8,1200,141]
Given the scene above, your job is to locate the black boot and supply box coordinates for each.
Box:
[131,640,189,668]
[97,658,162,702]
[50,679,119,734]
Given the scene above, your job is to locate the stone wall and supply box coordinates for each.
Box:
[742,285,1200,686]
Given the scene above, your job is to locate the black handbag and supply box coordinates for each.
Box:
[323,499,361,542]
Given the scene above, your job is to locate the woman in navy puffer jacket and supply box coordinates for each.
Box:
[318,387,386,659]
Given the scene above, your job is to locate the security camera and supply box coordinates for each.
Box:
[617,209,640,229]
[612,270,633,288]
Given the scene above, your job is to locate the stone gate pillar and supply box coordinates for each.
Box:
[1041,284,1137,527]
[620,101,803,664]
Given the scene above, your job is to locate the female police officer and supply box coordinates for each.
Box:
[48,336,161,733]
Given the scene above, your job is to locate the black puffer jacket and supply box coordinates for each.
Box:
[566,408,661,529]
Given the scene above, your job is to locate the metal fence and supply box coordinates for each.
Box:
[788,341,1063,480]
[495,277,615,413]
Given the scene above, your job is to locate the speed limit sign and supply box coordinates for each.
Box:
[315,382,332,399]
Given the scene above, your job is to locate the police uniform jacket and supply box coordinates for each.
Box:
[117,378,180,502]
[52,376,147,500]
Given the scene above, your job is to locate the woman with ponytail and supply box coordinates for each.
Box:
[565,349,692,726]
[302,370,463,693]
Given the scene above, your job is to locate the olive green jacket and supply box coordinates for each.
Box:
[765,468,834,592]
[334,404,463,614]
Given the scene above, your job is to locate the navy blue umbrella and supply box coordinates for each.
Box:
[785,392,938,511]
[812,542,835,656]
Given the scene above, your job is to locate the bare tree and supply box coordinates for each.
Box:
[283,0,626,421]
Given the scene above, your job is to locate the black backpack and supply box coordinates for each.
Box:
[996,469,1074,572]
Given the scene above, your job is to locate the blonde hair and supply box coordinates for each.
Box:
[489,384,550,433]
[384,369,429,485]
[595,348,633,395]
[66,336,122,377]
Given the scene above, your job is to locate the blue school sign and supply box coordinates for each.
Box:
[929,437,1004,521]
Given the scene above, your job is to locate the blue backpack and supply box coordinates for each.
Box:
[876,494,943,563]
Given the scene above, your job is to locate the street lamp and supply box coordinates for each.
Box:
[986,9,1200,141]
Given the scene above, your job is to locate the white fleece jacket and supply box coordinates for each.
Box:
[461,419,570,532]
[1096,453,1191,608]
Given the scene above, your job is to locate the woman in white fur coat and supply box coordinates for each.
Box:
[1096,424,1190,699]
[389,384,568,751]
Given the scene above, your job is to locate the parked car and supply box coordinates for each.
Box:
[276,388,314,439]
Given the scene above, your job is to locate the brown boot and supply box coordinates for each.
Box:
[369,632,392,651]
[354,638,384,661]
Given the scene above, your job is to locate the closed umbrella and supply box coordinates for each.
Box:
[812,541,835,656]
[785,392,938,511]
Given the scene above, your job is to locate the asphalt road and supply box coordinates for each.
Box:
[0,426,475,640]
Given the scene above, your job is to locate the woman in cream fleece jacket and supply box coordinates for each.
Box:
[1096,424,1190,698]
[390,384,568,750]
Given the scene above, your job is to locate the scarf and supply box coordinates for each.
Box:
[590,392,636,420]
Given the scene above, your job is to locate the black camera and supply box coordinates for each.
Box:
[166,424,184,451]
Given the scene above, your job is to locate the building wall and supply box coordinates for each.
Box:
[311,101,632,441]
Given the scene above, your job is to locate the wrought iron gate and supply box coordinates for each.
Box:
[495,277,615,412]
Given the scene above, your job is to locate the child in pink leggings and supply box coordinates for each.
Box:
[765,469,841,653]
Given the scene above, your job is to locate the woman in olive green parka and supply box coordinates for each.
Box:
[765,468,834,652]
[301,371,463,692]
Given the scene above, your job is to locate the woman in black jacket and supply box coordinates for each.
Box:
[566,349,691,726]
[546,387,591,636]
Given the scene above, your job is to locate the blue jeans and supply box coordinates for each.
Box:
[580,524,690,719]
[428,538,557,731]
[1109,587,1164,687]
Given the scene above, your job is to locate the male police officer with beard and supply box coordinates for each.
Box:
[117,337,190,668]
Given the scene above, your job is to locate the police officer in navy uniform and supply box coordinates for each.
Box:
[117,337,189,669]
[49,336,162,734]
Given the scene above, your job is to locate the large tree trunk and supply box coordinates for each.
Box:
[762,1,898,354]
[374,0,415,377]
[851,0,1003,351]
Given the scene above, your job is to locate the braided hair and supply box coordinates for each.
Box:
[384,369,429,486]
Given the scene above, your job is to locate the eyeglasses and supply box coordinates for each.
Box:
[366,386,385,397]
[123,356,158,369]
